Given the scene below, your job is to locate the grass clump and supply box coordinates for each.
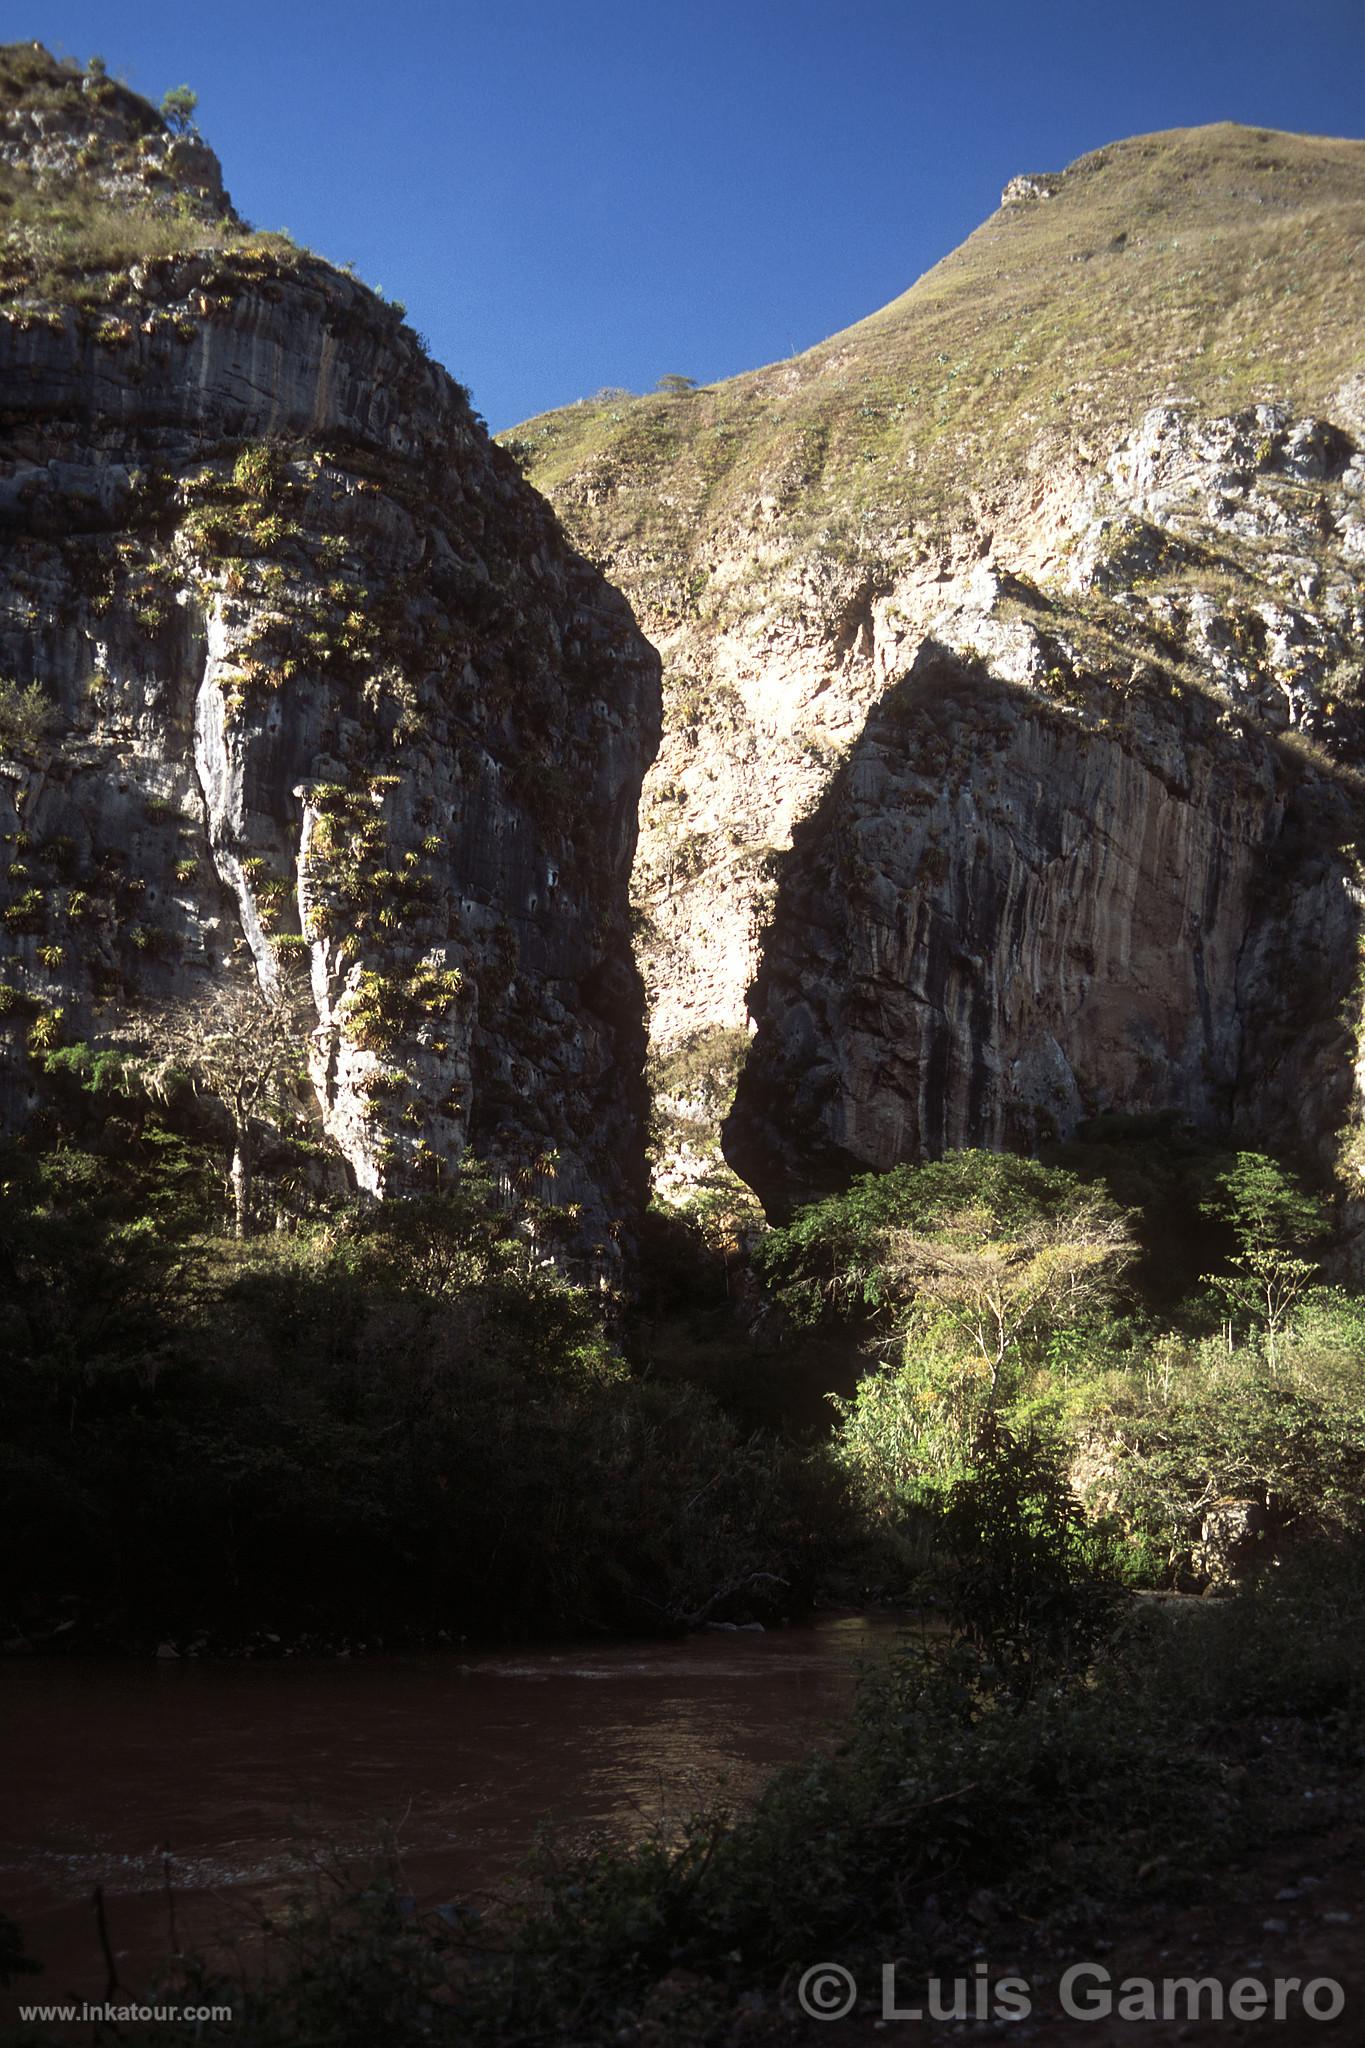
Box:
[0,679,53,752]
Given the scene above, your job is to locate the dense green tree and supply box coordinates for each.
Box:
[159,83,198,135]
[1199,1152,1326,1365]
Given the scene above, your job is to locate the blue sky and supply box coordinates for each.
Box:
[19,1,1365,431]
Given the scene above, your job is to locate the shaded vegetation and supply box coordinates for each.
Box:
[0,1141,837,1651]
[6,1098,1365,2040]
[6,1107,1364,1643]
[65,1525,1365,2046]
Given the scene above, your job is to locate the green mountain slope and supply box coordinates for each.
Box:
[514,123,1364,602]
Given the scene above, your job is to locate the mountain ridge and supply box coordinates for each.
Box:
[509,120,1365,1213]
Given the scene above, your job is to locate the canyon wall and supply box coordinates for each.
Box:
[0,48,660,1250]
[516,128,1365,1208]
[727,406,1365,1209]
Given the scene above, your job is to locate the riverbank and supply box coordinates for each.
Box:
[0,1617,899,2020]
[73,1544,1361,2046]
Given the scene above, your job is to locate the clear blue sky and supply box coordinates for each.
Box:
[20,1,1365,431]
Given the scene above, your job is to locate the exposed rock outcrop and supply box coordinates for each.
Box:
[1000,172,1063,206]
[725,402,1365,1211]
[514,124,1365,1204]
[0,47,660,1249]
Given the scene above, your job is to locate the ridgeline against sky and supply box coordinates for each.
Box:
[13,0,1365,429]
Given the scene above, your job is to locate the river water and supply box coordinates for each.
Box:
[0,1616,901,2009]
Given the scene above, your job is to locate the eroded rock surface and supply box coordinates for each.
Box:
[515,126,1365,1203]
[0,48,660,1248]
[725,406,1365,1212]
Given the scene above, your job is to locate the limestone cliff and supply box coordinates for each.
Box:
[0,46,660,1249]
[512,125,1365,1207]
[727,405,1365,1210]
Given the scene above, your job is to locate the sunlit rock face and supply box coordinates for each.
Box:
[515,126,1365,1200]
[724,403,1365,1215]
[0,46,660,1250]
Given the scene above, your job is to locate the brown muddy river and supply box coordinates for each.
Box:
[0,1616,901,2009]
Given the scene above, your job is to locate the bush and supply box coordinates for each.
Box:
[1060,1320,1365,1583]
[937,1414,1122,1691]
[0,1164,830,1646]
[159,84,198,135]
[0,678,53,751]
[829,1332,987,1503]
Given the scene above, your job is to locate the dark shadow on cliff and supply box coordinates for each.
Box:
[723,636,1364,1223]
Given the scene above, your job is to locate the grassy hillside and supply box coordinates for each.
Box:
[0,42,314,313]
[511,124,1365,591]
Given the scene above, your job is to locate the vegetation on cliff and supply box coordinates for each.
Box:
[0,43,303,313]
[513,123,1365,577]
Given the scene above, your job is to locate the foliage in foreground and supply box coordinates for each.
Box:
[88,1527,1365,2048]
[0,1145,836,1648]
[777,1142,1365,1588]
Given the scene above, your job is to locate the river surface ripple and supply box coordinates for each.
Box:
[0,1614,905,2005]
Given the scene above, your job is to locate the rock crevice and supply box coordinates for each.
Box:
[0,48,661,1247]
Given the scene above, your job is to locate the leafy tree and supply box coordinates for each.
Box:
[1199,1153,1326,1366]
[755,1151,1128,1334]
[0,1144,205,1391]
[655,373,698,396]
[141,982,309,1237]
[159,84,198,136]
[1058,1322,1365,1583]
[884,1190,1133,1397]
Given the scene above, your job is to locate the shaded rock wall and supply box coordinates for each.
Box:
[0,111,660,1250]
[719,400,1365,1214]
[725,633,1364,1218]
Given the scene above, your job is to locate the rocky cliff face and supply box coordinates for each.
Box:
[514,126,1365,1210]
[727,404,1365,1211]
[0,46,660,1250]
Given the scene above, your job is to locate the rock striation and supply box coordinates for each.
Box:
[725,404,1365,1212]
[514,125,1365,1211]
[0,46,660,1249]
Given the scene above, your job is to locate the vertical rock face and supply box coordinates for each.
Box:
[513,125,1365,1198]
[725,404,1365,1213]
[723,637,1363,1216]
[0,47,660,1248]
